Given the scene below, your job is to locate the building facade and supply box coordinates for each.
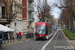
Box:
[22,0,38,34]
[11,0,22,32]
[48,15,54,24]
[22,0,29,34]
[0,0,7,25]
[54,18,59,25]
[0,0,22,33]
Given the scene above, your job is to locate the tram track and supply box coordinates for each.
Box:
[18,39,45,50]
[30,40,45,50]
[61,30,73,50]
[54,30,59,50]
[18,40,36,50]
[59,30,71,50]
[41,30,58,50]
[54,30,70,50]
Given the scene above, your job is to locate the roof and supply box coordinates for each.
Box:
[36,22,47,23]
[0,24,14,32]
[36,22,52,26]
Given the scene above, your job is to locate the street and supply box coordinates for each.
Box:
[0,29,75,50]
[0,0,75,50]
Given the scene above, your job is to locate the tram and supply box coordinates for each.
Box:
[35,22,53,40]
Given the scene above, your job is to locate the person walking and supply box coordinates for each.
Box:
[7,32,10,40]
[16,33,19,40]
[18,32,22,40]
[0,32,3,48]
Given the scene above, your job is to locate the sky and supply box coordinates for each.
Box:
[48,0,64,18]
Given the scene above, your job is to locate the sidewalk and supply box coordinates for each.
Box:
[2,35,34,47]
[69,40,75,47]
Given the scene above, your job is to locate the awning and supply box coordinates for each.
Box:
[0,24,14,32]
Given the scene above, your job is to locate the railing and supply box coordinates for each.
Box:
[3,39,15,44]
[29,14,34,22]
[29,0,34,2]
[29,4,34,12]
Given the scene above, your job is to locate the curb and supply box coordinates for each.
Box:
[62,31,75,47]
[70,42,75,47]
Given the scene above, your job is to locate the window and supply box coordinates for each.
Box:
[37,25,45,35]
[46,26,52,35]
[2,7,5,19]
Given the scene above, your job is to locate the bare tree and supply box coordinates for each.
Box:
[37,0,51,22]
[55,0,75,31]
[3,0,18,27]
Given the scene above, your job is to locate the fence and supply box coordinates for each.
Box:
[2,39,16,44]
[26,33,34,38]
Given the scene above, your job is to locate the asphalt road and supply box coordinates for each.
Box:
[0,29,75,50]
[45,30,75,50]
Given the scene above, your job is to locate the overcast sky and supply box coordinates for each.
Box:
[48,0,64,18]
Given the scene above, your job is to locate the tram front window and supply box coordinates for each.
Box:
[37,25,45,35]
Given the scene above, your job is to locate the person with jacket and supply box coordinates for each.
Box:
[18,32,22,40]
[16,33,19,40]
[0,32,3,48]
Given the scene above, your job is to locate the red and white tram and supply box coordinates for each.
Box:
[35,22,53,40]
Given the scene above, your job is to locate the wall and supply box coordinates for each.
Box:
[34,0,38,22]
[10,0,22,33]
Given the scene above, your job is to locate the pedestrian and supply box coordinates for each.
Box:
[7,32,10,40]
[0,32,3,48]
[16,33,19,40]
[18,32,22,40]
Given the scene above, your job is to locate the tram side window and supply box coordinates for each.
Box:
[47,26,50,34]
[50,27,52,33]
[46,26,48,35]
[46,26,52,35]
[48,26,49,34]
[49,26,50,34]
[48,26,52,34]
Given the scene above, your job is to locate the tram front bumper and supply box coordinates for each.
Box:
[36,36,46,39]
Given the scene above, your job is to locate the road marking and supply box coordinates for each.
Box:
[41,30,58,50]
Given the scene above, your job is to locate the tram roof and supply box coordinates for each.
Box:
[36,22,52,26]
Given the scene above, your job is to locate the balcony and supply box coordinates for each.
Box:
[29,4,34,12]
[29,0,34,2]
[29,14,34,22]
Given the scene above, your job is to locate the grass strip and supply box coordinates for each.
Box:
[63,29,75,40]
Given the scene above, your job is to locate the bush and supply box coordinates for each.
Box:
[63,29,75,40]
